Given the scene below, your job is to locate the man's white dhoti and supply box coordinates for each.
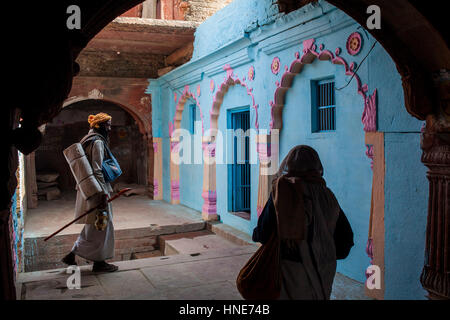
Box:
[72,211,115,262]
[71,130,116,262]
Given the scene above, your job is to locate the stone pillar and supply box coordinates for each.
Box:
[152,138,163,200]
[364,132,386,300]
[142,0,157,18]
[256,133,278,217]
[420,114,450,300]
[170,137,180,204]
[201,137,218,221]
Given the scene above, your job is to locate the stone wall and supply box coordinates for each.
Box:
[184,0,234,22]
[77,51,166,78]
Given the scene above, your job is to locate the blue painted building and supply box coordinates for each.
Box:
[147,0,428,299]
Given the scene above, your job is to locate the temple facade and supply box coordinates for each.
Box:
[147,0,428,299]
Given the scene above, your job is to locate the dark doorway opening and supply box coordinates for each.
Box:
[228,108,251,220]
[33,99,148,205]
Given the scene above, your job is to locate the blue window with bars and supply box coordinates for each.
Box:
[312,78,336,132]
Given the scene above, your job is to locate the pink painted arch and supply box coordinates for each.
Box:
[269,38,377,133]
[209,64,259,135]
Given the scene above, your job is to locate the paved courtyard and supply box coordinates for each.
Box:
[19,194,370,300]
[17,244,369,300]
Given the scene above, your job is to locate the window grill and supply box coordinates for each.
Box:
[189,104,196,134]
[227,109,251,213]
[314,79,336,132]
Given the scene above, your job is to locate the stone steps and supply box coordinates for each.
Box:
[160,230,243,256]
[24,220,206,272]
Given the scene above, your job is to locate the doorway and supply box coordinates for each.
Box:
[228,108,251,219]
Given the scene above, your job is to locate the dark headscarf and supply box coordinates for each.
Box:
[273,145,324,183]
[272,145,326,240]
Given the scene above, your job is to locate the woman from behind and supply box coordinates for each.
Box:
[252,145,352,299]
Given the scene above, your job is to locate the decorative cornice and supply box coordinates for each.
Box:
[156,37,253,90]
[259,14,355,56]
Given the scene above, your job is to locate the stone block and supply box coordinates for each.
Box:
[36,172,59,183]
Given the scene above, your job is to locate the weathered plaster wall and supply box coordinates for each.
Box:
[384,133,428,299]
[179,102,203,211]
[192,0,280,60]
[161,86,173,203]
[148,0,429,298]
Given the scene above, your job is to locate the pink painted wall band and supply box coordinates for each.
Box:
[256,142,271,161]
[171,180,180,200]
[257,206,263,217]
[202,190,217,214]
[153,179,158,197]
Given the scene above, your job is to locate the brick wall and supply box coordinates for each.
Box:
[122,0,233,21]
[76,51,165,78]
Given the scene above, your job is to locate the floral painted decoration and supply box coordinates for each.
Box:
[248,66,255,81]
[346,32,363,56]
[271,57,280,75]
[174,92,177,102]
[197,84,201,97]
[210,79,215,93]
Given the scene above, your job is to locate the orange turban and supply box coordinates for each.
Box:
[88,113,112,129]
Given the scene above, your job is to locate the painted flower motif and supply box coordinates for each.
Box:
[174,92,177,102]
[197,84,201,97]
[248,66,255,81]
[271,57,280,75]
[346,32,363,56]
[210,79,215,93]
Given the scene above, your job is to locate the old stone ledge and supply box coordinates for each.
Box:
[105,17,201,34]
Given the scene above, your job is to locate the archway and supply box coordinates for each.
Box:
[34,99,148,195]
[168,85,204,204]
[22,99,150,272]
[201,65,259,222]
[63,76,154,197]
[2,0,448,301]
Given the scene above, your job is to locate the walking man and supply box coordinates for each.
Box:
[62,112,119,272]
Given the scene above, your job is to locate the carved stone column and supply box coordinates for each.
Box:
[420,114,450,300]
[256,132,279,217]
[152,138,163,200]
[201,137,218,221]
[170,137,181,204]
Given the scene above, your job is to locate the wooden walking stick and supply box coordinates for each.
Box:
[44,188,131,242]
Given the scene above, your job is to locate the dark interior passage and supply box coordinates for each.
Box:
[34,99,147,199]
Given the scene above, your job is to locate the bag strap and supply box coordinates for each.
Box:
[80,133,109,159]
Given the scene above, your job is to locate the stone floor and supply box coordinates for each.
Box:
[25,192,204,238]
[17,244,370,300]
[20,193,370,300]
[23,193,214,272]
